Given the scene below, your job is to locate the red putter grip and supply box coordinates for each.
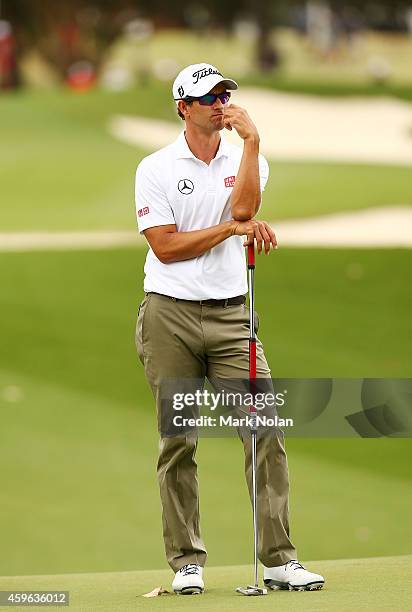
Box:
[249,340,257,379]
[248,244,255,268]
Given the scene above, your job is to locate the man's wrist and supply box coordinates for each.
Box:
[227,220,239,237]
[243,133,260,148]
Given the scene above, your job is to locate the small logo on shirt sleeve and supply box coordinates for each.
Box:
[138,206,150,218]
[224,176,236,188]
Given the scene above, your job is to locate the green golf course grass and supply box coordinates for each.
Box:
[0,556,411,611]
[1,86,411,230]
[1,80,411,585]
[0,248,411,577]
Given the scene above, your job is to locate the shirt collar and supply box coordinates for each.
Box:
[174,130,230,161]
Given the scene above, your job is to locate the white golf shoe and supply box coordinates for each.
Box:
[264,559,324,591]
[172,563,204,595]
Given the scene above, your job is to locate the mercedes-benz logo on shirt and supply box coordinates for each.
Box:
[178,179,194,195]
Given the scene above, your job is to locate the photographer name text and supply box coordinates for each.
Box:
[172,415,294,428]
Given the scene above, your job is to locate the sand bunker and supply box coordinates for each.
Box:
[1,206,411,251]
[109,89,412,166]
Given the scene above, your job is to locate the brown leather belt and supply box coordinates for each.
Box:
[149,292,246,308]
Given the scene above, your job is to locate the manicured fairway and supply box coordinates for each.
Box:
[1,87,411,230]
[0,556,411,611]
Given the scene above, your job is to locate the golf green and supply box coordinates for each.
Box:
[0,248,410,576]
[0,556,410,611]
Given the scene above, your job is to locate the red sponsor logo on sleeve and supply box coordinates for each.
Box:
[224,175,236,188]
[137,206,150,218]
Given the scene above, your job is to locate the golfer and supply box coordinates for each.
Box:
[135,63,324,594]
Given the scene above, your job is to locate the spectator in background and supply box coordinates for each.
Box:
[306,0,339,60]
[0,20,18,89]
[406,7,412,35]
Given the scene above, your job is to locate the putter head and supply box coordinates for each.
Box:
[236,585,268,596]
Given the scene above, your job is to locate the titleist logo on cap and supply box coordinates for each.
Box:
[192,67,222,84]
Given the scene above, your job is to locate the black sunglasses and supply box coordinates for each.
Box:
[176,92,231,106]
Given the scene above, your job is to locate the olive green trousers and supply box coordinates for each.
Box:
[136,292,296,572]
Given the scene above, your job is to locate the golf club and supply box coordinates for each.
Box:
[236,243,268,597]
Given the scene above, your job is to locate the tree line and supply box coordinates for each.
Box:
[1,0,411,85]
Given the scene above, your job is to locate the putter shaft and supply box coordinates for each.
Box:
[236,245,266,595]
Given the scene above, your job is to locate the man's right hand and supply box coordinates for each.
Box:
[231,219,278,255]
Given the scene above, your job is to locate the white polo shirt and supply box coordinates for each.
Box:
[135,131,269,300]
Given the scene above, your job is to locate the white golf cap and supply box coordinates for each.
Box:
[172,62,238,100]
